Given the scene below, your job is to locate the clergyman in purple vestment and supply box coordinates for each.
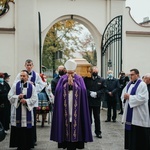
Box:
[50,59,93,150]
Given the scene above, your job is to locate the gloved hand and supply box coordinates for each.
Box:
[93,92,97,98]
[90,91,97,98]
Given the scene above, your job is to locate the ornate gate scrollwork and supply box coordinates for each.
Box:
[101,15,122,77]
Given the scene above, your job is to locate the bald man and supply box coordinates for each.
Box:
[51,65,66,95]
[84,66,106,138]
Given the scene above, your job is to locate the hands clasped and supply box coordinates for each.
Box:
[19,94,24,99]
[90,91,97,98]
[124,93,130,100]
[18,94,27,104]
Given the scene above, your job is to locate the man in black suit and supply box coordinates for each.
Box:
[105,70,120,122]
[84,66,106,138]
[118,71,129,114]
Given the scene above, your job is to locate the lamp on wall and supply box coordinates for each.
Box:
[108,59,112,68]
[71,15,73,20]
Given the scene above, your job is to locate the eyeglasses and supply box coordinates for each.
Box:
[130,74,136,76]
[26,64,32,66]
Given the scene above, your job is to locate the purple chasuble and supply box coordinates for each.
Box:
[16,81,33,128]
[50,74,93,143]
[125,79,142,130]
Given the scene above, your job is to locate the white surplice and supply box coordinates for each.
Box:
[121,80,150,127]
[8,82,38,127]
[13,71,46,107]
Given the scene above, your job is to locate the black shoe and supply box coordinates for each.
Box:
[118,112,123,115]
[105,119,111,122]
[112,120,116,122]
[96,134,102,138]
[34,142,37,146]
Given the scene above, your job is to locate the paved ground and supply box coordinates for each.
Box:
[0,109,125,150]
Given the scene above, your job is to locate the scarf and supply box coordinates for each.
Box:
[16,81,33,128]
[30,71,36,83]
[125,79,142,130]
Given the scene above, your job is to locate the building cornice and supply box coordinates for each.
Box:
[126,31,150,36]
[0,27,15,34]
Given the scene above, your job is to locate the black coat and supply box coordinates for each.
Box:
[147,84,150,115]
[0,81,11,130]
[84,76,106,106]
[105,77,120,101]
[51,75,61,95]
[119,75,129,90]
[0,81,10,107]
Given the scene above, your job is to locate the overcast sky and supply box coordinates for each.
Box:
[126,0,150,23]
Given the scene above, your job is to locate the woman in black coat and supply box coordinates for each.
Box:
[0,73,11,132]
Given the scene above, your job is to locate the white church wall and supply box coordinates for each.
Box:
[0,0,40,83]
[110,0,125,18]
[122,7,150,76]
[37,0,107,36]
[0,34,15,85]
[124,7,150,31]
[37,0,150,76]
[0,2,14,28]
[37,0,124,73]
[14,0,39,77]
[0,0,150,84]
[0,2,15,84]
[123,35,150,76]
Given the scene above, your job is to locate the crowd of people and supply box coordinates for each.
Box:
[0,58,150,150]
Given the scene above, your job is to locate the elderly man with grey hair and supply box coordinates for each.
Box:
[51,65,66,95]
[105,70,120,122]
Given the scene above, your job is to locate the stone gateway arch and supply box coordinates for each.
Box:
[0,0,150,84]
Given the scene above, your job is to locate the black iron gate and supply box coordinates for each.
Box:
[101,15,122,78]
[38,12,42,73]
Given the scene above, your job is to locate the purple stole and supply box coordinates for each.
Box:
[63,82,80,142]
[30,71,36,83]
[16,81,33,128]
[125,79,142,130]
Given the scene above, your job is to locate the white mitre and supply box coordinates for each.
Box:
[64,59,77,71]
